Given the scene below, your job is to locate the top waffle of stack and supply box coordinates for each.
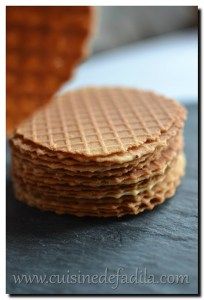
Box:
[7,6,94,134]
[14,87,187,163]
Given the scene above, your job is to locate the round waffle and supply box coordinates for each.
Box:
[13,153,185,217]
[11,132,183,188]
[14,87,186,159]
[10,87,187,217]
[7,6,94,134]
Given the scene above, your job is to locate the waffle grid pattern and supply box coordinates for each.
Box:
[7,6,93,133]
[13,153,184,217]
[7,7,92,80]
[17,88,181,156]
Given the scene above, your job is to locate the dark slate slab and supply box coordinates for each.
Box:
[6,104,198,295]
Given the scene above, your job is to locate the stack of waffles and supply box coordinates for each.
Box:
[10,87,187,217]
[6,6,94,134]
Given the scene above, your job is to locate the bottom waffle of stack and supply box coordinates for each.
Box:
[11,129,185,217]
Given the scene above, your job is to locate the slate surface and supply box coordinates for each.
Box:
[6,104,198,295]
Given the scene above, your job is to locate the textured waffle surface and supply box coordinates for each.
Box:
[12,153,183,199]
[13,153,185,217]
[16,87,186,157]
[7,6,93,133]
[11,129,183,167]
[12,122,182,164]
[11,133,183,187]
[10,87,187,217]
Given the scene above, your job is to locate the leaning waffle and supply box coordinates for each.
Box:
[7,6,94,133]
[10,87,187,217]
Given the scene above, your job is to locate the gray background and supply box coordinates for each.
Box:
[6,104,198,295]
[92,6,197,53]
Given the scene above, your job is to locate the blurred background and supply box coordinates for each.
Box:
[63,6,198,104]
[92,7,197,53]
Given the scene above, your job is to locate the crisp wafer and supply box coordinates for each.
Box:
[7,6,94,134]
[11,133,183,190]
[12,152,183,199]
[14,87,186,159]
[13,153,185,217]
[10,87,187,217]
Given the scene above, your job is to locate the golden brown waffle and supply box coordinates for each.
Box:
[13,153,185,217]
[10,87,187,217]
[11,133,183,190]
[7,6,94,134]
[12,151,183,199]
[14,87,186,159]
[10,128,183,176]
